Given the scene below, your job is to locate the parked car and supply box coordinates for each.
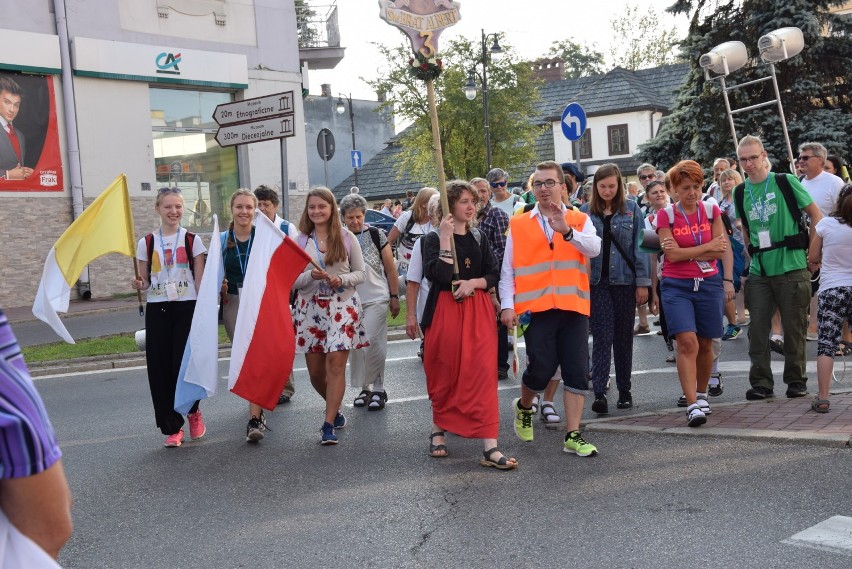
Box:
[364,209,396,235]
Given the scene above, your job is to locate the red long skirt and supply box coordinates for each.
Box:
[423,290,499,439]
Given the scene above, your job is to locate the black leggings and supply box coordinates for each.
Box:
[145,301,198,435]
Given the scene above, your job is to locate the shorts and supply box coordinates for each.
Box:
[660,272,724,339]
[521,309,589,394]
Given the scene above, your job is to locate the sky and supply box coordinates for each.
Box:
[308,0,690,103]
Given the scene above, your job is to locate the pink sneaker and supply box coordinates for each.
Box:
[164,430,184,447]
[188,410,206,440]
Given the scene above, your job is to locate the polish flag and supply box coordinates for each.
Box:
[228,214,312,410]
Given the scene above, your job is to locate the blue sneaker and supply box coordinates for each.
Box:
[333,412,347,429]
[722,325,741,340]
[320,422,338,445]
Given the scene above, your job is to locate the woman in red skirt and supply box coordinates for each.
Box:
[421,180,517,470]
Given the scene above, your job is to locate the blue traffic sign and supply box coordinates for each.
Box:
[351,150,363,169]
[561,102,587,142]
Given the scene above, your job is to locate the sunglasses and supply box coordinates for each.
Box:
[639,174,655,181]
[158,187,182,194]
[796,155,819,162]
[490,181,507,188]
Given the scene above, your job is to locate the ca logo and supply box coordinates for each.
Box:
[156,52,182,75]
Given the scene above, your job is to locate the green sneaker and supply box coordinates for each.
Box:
[563,431,598,457]
[512,398,534,442]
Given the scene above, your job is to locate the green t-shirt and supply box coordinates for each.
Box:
[736,173,813,277]
[222,227,255,293]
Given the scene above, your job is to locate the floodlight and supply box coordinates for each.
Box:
[699,41,749,76]
[758,27,804,63]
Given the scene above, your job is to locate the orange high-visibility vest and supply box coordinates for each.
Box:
[510,209,591,316]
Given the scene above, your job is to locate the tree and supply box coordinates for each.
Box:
[547,39,606,78]
[365,37,544,182]
[609,3,682,70]
[640,0,852,171]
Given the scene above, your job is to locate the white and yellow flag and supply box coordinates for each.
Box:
[32,174,136,343]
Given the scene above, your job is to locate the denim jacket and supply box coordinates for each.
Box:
[580,199,651,287]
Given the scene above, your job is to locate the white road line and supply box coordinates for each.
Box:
[783,516,852,556]
[344,383,521,407]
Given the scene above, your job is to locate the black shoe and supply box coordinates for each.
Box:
[785,382,808,398]
[497,368,509,381]
[677,394,687,407]
[616,391,633,409]
[277,394,291,405]
[708,373,724,397]
[769,337,784,355]
[746,386,775,400]
[591,395,608,414]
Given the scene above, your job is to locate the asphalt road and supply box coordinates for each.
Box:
[35,332,851,569]
[14,308,146,347]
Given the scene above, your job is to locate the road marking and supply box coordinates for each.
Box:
[783,516,852,556]
[345,383,520,407]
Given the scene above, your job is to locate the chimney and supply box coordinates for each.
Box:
[531,57,565,82]
[376,89,386,103]
[321,83,332,97]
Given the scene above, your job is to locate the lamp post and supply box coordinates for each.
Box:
[700,27,804,173]
[463,29,503,172]
[336,93,358,186]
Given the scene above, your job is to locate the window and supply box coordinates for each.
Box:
[578,129,592,159]
[607,124,629,156]
[150,88,239,231]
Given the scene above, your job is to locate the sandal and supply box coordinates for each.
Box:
[429,432,448,458]
[353,389,371,408]
[836,344,852,357]
[539,402,561,424]
[531,395,540,415]
[479,447,518,470]
[811,399,830,414]
[367,391,387,411]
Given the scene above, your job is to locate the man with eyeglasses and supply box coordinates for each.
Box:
[797,142,844,340]
[500,161,602,456]
[486,167,521,218]
[733,135,823,401]
[706,158,731,202]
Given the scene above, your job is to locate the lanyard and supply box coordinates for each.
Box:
[537,210,554,250]
[311,232,328,269]
[158,227,179,280]
[677,203,703,246]
[745,178,771,225]
[231,229,253,276]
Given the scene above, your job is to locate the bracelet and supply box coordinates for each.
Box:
[438,252,453,259]
[723,278,733,283]
[439,249,451,255]
[389,294,399,299]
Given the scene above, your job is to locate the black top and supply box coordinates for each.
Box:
[600,213,614,283]
[421,230,498,329]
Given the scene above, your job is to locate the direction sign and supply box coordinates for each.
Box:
[215,115,296,147]
[213,91,295,126]
[561,102,587,142]
[351,150,362,169]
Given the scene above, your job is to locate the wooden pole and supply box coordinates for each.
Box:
[132,259,144,316]
[425,78,459,278]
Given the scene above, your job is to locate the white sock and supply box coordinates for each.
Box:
[708,376,720,386]
[697,391,708,399]
[771,334,783,342]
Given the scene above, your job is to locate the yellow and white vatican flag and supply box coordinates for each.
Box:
[32,174,136,343]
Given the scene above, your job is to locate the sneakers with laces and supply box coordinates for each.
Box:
[164,430,184,447]
[246,414,267,443]
[686,403,706,427]
[188,410,206,440]
[320,422,338,445]
[512,398,534,442]
[333,412,347,429]
[722,324,742,340]
[563,431,598,457]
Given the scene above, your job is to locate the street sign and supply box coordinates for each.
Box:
[561,102,587,142]
[213,91,295,126]
[351,150,362,169]
[317,128,335,161]
[214,115,296,147]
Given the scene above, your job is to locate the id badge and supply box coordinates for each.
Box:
[317,282,333,301]
[696,260,714,274]
[165,281,179,301]
[758,230,772,249]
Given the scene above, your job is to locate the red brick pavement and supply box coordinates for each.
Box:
[586,391,852,447]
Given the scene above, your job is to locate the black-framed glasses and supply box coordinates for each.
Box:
[639,174,655,180]
[532,179,561,189]
[490,180,507,188]
[158,187,182,194]
[796,155,818,162]
[738,154,763,164]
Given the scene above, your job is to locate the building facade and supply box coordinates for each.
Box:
[0,0,312,309]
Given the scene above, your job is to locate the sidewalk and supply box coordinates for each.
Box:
[585,390,852,448]
[5,296,142,324]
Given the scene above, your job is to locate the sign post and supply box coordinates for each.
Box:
[316,128,335,188]
[561,102,587,175]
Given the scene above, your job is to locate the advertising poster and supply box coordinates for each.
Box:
[0,72,63,191]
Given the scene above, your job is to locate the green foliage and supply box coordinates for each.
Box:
[366,38,544,181]
[640,0,852,170]
[547,39,607,78]
[609,3,681,70]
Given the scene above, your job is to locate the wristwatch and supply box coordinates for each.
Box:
[389,294,399,299]
[561,227,574,241]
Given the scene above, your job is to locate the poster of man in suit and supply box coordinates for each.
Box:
[0,72,63,191]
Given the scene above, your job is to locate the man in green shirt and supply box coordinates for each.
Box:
[734,135,823,400]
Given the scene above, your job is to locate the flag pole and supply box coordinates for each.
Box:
[133,259,144,316]
[119,174,144,317]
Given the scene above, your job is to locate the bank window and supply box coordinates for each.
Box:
[607,124,629,156]
[578,129,592,159]
[150,88,239,231]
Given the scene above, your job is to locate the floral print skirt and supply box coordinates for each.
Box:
[294,291,369,354]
